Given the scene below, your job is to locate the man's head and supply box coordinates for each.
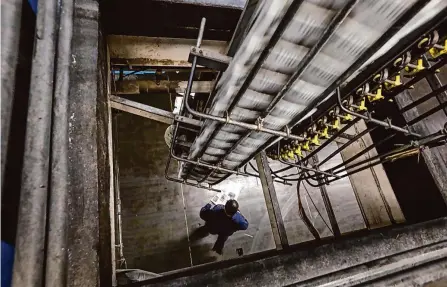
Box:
[224,199,239,217]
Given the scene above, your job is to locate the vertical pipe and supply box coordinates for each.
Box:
[114,114,125,269]
[12,0,59,286]
[107,44,117,285]
[1,0,22,192]
[45,0,73,286]
[175,18,205,179]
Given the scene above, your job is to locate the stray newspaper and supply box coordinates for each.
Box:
[210,178,243,205]
[210,190,240,205]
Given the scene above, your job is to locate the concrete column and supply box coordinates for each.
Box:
[255,152,289,250]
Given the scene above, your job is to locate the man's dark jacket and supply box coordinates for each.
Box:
[200,203,248,236]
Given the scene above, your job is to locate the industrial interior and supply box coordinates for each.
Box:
[2,0,447,286]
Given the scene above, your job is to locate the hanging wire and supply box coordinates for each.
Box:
[301,181,334,235]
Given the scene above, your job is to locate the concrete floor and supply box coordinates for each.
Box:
[115,100,381,273]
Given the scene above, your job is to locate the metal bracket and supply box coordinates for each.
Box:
[188,46,232,71]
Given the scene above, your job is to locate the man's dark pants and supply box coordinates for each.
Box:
[192,225,228,254]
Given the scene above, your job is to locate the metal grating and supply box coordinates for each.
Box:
[183,0,429,183]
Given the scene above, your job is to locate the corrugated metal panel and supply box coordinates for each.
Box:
[184,0,422,183]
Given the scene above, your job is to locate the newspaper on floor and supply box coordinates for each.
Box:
[210,188,240,206]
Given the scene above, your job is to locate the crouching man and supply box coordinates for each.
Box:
[199,199,248,255]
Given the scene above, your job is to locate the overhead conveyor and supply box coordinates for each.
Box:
[165,0,447,189]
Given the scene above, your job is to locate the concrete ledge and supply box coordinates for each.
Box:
[125,217,447,286]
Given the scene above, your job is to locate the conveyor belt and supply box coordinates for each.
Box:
[182,0,439,184]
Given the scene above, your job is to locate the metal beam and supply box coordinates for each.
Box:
[188,46,231,71]
[255,152,289,250]
[109,95,201,128]
[114,80,213,94]
[108,35,227,68]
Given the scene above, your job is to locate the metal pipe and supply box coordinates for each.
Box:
[1,0,22,191]
[173,18,205,180]
[332,143,409,175]
[336,87,420,136]
[196,18,206,48]
[323,133,396,174]
[318,125,377,167]
[45,0,74,286]
[168,121,290,186]
[113,114,126,269]
[171,140,250,177]
[12,0,59,286]
[276,144,340,179]
[301,119,359,163]
[184,98,307,141]
[244,162,293,186]
[167,120,266,185]
[263,0,357,116]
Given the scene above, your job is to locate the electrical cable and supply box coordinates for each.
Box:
[302,181,334,235]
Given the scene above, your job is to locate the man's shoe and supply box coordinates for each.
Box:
[212,246,223,255]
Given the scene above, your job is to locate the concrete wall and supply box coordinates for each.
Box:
[66,1,112,286]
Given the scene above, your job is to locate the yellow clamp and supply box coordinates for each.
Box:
[301,141,310,151]
[287,150,294,159]
[294,145,303,158]
[318,126,330,139]
[367,87,384,102]
[310,134,320,146]
[331,118,341,130]
[342,113,353,122]
[384,74,401,89]
[355,97,368,112]
[429,40,447,58]
[405,58,424,75]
